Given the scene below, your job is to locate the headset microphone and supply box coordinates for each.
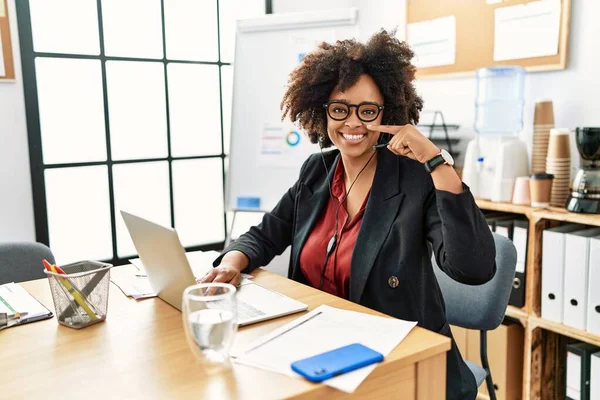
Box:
[326,235,337,255]
[373,132,391,151]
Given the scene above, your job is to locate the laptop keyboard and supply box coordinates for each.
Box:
[237,300,266,320]
[206,299,266,321]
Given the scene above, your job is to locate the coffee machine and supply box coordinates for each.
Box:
[566,127,600,213]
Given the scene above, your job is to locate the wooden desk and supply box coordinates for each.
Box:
[0,268,450,399]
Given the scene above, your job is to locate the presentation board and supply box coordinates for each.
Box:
[226,9,359,213]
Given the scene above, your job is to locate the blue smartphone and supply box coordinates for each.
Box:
[291,343,384,382]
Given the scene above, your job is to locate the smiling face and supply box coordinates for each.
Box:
[326,74,384,162]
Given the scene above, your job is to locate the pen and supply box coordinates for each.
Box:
[243,311,323,354]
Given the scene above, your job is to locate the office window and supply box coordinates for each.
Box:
[17,0,268,264]
[167,63,222,157]
[105,61,168,161]
[36,57,107,164]
[101,0,164,59]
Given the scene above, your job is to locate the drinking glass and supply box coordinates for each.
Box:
[182,283,238,366]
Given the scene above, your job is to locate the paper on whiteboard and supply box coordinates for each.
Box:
[0,30,5,77]
[232,305,417,393]
[407,16,456,68]
[494,0,561,61]
[258,123,318,168]
[289,30,333,65]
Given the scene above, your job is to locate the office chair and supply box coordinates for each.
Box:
[432,233,517,400]
[0,242,55,284]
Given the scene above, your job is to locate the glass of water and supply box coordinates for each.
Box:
[182,283,238,366]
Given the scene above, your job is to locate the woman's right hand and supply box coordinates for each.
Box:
[198,250,249,287]
[199,265,243,287]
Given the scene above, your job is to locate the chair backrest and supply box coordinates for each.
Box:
[0,242,55,284]
[433,233,517,331]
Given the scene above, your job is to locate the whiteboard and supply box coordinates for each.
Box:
[226,9,359,212]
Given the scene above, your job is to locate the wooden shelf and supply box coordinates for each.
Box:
[533,207,600,227]
[530,316,600,347]
[475,199,600,227]
[475,199,534,216]
[505,305,528,325]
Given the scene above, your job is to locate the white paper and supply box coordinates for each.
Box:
[258,123,319,168]
[566,352,582,400]
[0,282,51,319]
[110,265,156,299]
[0,30,5,77]
[0,0,5,18]
[494,0,561,61]
[407,16,456,68]
[232,305,417,393]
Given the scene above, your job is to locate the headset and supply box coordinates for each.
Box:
[316,132,387,290]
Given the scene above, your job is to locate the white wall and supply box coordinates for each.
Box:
[274,0,598,172]
[0,0,36,242]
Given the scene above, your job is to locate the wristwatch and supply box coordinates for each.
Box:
[424,149,454,173]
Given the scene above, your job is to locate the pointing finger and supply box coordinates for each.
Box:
[366,124,406,134]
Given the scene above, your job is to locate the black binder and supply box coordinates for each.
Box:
[509,218,528,308]
[567,342,599,400]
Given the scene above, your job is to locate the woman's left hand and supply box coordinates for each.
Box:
[367,124,440,164]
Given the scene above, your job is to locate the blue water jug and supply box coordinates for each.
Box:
[474,66,526,136]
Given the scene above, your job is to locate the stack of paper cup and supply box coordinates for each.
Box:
[545,128,571,207]
[532,100,554,174]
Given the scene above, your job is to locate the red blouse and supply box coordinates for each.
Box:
[299,159,370,299]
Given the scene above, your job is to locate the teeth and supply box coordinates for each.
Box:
[342,134,366,140]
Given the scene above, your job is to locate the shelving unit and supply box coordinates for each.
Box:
[417,110,461,159]
[474,199,600,399]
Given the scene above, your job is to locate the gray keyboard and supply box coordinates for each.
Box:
[206,299,266,320]
[237,300,266,320]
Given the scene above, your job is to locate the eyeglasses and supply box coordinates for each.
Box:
[323,101,385,123]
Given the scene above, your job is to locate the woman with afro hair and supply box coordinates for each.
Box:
[205,30,495,399]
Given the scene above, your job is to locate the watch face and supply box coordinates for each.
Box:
[440,149,454,166]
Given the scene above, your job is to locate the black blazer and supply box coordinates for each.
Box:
[216,148,496,400]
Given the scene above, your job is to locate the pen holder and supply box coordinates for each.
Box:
[45,261,113,329]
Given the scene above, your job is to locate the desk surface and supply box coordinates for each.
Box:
[0,267,450,399]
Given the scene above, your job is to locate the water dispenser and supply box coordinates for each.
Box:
[463,66,530,202]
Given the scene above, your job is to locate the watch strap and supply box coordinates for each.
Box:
[424,154,446,173]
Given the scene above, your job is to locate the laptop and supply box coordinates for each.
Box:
[120,211,308,326]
